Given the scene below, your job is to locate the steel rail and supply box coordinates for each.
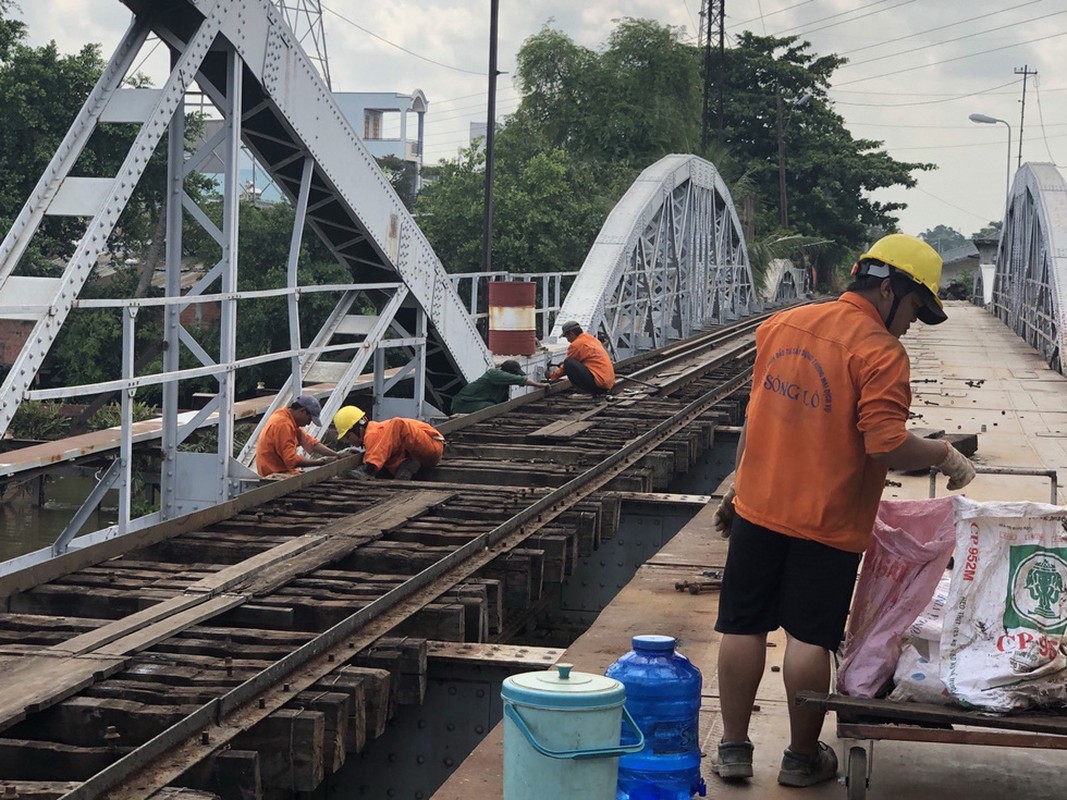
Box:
[64,340,757,800]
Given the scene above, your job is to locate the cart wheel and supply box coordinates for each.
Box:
[846,746,868,800]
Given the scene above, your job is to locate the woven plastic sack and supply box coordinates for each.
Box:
[837,497,956,697]
[941,497,1067,711]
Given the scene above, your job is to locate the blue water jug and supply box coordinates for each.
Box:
[605,635,707,800]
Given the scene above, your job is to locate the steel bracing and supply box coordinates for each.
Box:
[991,163,1067,374]
[0,0,492,569]
[553,155,758,359]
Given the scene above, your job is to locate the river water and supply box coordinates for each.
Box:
[0,476,118,562]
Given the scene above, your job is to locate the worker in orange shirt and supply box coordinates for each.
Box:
[255,394,340,477]
[546,320,615,395]
[710,234,977,788]
[332,405,445,480]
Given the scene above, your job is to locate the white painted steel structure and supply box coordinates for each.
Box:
[553,155,758,358]
[0,0,492,568]
[991,163,1067,374]
[0,8,764,575]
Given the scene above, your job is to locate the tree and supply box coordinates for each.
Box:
[417,21,932,281]
[919,224,967,253]
[972,220,1002,239]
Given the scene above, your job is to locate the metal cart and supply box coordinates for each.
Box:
[800,466,1064,800]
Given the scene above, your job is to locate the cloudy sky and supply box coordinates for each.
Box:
[12,1,1067,239]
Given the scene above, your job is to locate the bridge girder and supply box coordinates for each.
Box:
[990,163,1067,374]
[553,155,759,359]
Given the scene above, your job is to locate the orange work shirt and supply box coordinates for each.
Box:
[255,407,320,476]
[733,293,912,553]
[363,418,446,476]
[550,332,615,390]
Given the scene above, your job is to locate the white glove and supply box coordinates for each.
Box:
[938,443,976,490]
[713,484,737,538]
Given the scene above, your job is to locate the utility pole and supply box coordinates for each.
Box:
[717,0,725,138]
[699,0,726,150]
[776,86,788,228]
[1014,65,1037,168]
[482,0,500,274]
[700,0,713,150]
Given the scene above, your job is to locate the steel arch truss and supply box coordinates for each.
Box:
[992,163,1067,374]
[0,0,490,569]
[554,155,757,359]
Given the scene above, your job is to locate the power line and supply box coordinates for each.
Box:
[835,0,1043,58]
[321,4,485,75]
[781,0,917,38]
[834,28,1067,87]
[840,7,1067,70]
[833,78,1021,108]
[1033,75,1065,166]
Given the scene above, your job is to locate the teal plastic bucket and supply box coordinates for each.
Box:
[501,663,645,800]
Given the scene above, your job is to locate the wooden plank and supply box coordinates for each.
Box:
[176,748,262,800]
[0,654,126,734]
[233,709,324,792]
[0,781,81,800]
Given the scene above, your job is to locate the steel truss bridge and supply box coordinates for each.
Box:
[979,162,1067,374]
[0,0,790,572]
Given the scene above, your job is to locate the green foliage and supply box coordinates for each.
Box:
[920,224,967,253]
[972,220,1002,239]
[7,400,70,440]
[183,199,352,396]
[86,400,158,431]
[417,21,931,280]
[377,155,418,210]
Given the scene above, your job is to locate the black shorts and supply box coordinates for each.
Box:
[714,514,861,650]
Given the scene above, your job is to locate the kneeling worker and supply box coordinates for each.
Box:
[333,406,445,480]
[255,394,340,477]
[547,320,615,396]
[451,360,547,414]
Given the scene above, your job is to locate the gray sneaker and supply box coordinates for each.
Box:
[712,740,754,780]
[777,741,838,787]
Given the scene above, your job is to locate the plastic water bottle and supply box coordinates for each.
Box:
[605,635,707,800]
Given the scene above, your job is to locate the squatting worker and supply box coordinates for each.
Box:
[710,234,977,788]
[450,360,548,414]
[546,320,615,396]
[333,405,445,480]
[255,394,341,477]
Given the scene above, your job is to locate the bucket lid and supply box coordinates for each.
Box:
[632,634,676,652]
[502,663,625,709]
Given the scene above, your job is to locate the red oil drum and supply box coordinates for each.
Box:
[488,281,537,355]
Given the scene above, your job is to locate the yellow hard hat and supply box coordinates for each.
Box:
[856,234,946,325]
[333,405,366,439]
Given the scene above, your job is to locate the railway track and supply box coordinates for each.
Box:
[0,314,770,800]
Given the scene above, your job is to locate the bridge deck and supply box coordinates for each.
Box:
[433,301,1067,800]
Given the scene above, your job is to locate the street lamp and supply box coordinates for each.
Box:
[969,113,1012,200]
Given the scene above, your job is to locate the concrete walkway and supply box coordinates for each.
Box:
[433,302,1067,799]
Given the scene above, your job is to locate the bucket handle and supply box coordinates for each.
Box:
[503,703,645,760]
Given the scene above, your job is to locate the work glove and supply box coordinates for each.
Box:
[937,443,976,490]
[712,484,737,538]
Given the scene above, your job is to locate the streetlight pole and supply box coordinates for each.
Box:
[969,113,1012,201]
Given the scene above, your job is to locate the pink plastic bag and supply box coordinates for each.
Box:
[837,497,956,697]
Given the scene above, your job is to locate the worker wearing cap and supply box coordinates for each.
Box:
[255,394,341,477]
[710,234,977,788]
[450,360,548,414]
[546,320,615,395]
[332,406,445,480]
